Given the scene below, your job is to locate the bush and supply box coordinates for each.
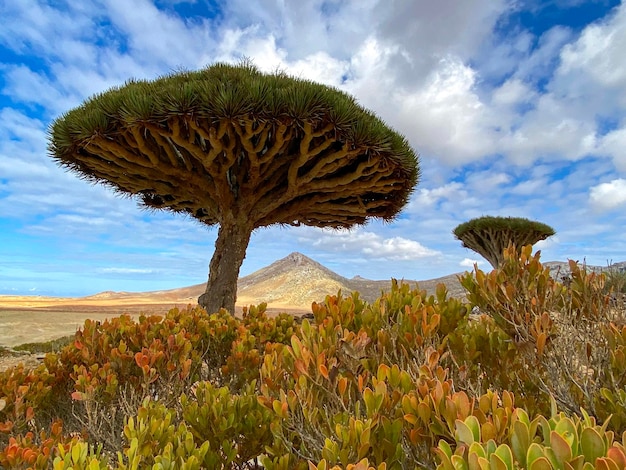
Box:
[1,248,625,469]
[605,265,626,295]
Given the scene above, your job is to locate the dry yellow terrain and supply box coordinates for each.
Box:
[0,252,461,349]
[0,295,308,349]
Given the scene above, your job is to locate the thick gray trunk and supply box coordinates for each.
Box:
[198,222,252,314]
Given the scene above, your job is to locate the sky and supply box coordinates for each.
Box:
[1,0,626,297]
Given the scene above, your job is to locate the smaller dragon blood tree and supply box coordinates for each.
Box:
[453,216,555,269]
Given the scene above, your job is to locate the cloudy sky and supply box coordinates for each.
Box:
[1,0,625,297]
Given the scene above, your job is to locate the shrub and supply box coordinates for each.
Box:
[259,282,471,469]
[12,336,74,355]
[1,249,625,468]
[0,305,273,467]
[436,406,626,470]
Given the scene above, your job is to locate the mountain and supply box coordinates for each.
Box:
[236,252,469,305]
[137,253,625,309]
[236,252,351,307]
[92,252,465,309]
[6,252,623,314]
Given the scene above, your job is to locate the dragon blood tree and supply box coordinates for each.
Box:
[48,63,419,314]
[453,216,555,269]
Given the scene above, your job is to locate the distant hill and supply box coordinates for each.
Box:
[236,252,465,306]
[80,253,626,310]
[86,252,464,308]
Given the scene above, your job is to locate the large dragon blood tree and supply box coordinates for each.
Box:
[48,63,420,314]
[453,216,555,269]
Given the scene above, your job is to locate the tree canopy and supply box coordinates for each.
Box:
[48,62,419,313]
[453,216,555,268]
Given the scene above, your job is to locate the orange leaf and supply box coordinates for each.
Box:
[0,420,14,432]
[134,352,149,368]
[536,333,547,357]
[404,413,419,425]
[358,374,365,393]
[294,359,308,376]
[607,447,626,469]
[22,449,36,463]
[338,377,348,396]
[319,364,329,379]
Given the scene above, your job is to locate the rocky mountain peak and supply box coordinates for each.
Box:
[284,252,311,265]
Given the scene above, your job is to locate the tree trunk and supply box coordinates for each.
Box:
[198,222,252,314]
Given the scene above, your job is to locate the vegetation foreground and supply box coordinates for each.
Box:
[2,246,626,469]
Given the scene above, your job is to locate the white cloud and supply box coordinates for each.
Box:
[499,93,599,164]
[559,5,626,92]
[492,78,537,106]
[0,1,97,56]
[362,237,440,260]
[464,171,511,193]
[597,127,626,172]
[413,182,467,207]
[371,0,507,82]
[0,108,47,147]
[99,267,156,274]
[514,26,573,85]
[103,0,215,68]
[589,179,626,210]
[358,55,497,165]
[299,228,440,261]
[510,178,549,196]
[220,0,376,61]
[460,258,482,268]
[2,65,79,116]
[535,236,560,252]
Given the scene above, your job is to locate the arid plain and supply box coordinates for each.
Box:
[0,252,462,348]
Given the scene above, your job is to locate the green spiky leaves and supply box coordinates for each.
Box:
[48,62,419,228]
[49,63,416,171]
[453,216,556,269]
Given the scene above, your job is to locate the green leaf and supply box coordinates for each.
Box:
[514,408,531,427]
[456,419,476,445]
[451,454,470,470]
[290,335,302,359]
[465,415,482,442]
[567,455,585,470]
[528,443,547,467]
[494,444,514,470]
[484,440,497,456]
[469,442,486,459]
[438,440,453,458]
[536,416,552,444]
[580,428,606,463]
[363,388,384,416]
[550,395,558,419]
[511,420,531,467]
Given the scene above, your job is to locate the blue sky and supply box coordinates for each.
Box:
[1,0,626,297]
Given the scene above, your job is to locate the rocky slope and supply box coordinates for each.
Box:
[70,253,626,309]
[129,252,466,307]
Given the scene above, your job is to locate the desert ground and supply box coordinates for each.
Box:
[0,252,456,352]
[0,293,309,349]
[0,296,184,348]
